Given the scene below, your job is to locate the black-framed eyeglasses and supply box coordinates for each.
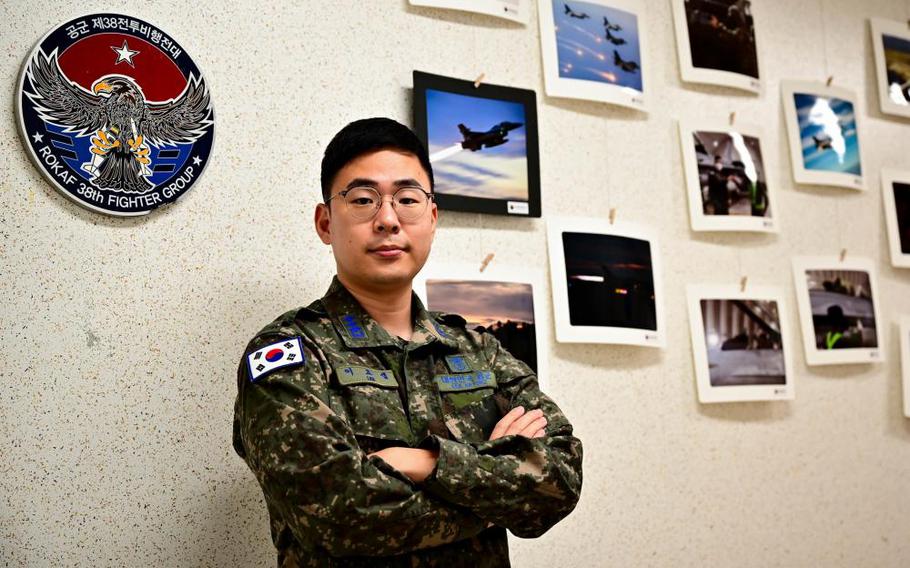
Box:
[325,186,435,222]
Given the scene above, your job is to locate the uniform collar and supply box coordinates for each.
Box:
[321,275,457,350]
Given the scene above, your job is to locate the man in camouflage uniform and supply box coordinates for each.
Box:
[233,118,583,567]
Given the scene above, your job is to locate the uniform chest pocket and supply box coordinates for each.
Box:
[331,366,411,448]
[442,390,505,443]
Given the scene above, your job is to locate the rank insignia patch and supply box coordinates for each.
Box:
[445,355,471,373]
[17,13,215,216]
[247,337,305,382]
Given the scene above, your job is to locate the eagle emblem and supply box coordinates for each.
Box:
[17,14,215,216]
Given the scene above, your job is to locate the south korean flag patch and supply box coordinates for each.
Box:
[247,337,305,382]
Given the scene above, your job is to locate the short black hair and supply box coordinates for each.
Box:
[320,117,434,202]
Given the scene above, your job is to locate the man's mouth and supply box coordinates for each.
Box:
[369,244,406,258]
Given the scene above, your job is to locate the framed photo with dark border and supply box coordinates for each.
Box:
[671,0,762,93]
[686,284,794,403]
[881,168,910,268]
[870,18,910,119]
[791,256,884,366]
[546,216,665,347]
[413,70,541,217]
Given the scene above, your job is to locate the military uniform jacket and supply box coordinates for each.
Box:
[232,277,583,567]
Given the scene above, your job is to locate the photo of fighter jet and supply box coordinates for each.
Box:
[413,70,540,216]
[549,0,643,94]
[458,121,523,152]
[614,50,640,73]
[812,134,833,151]
[564,3,590,19]
[605,28,626,45]
[603,15,621,31]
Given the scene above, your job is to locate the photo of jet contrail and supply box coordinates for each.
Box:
[430,143,464,163]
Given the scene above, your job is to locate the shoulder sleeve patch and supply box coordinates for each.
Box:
[247,337,305,382]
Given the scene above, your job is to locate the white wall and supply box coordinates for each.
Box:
[2,1,909,566]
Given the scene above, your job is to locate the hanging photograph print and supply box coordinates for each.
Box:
[413,71,541,217]
[686,285,794,403]
[671,0,761,93]
[791,256,884,366]
[780,81,864,190]
[413,263,549,389]
[547,216,665,347]
[678,119,776,232]
[881,169,910,268]
[538,0,649,110]
[16,13,215,216]
[408,0,531,24]
[869,18,910,119]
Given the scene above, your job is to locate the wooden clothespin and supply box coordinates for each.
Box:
[729,111,736,125]
[826,75,834,87]
[839,248,847,262]
[740,276,748,292]
[473,73,486,88]
[479,253,494,272]
[609,208,617,225]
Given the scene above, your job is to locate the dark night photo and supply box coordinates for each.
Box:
[805,269,877,350]
[894,181,910,254]
[684,0,758,79]
[562,232,656,330]
[700,299,785,386]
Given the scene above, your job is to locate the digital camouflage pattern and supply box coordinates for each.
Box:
[233,277,583,567]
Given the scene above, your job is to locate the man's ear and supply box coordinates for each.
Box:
[314,202,332,245]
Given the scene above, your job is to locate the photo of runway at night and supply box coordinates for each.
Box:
[425,279,538,371]
[683,0,758,79]
[883,33,910,105]
[561,231,656,330]
[692,130,769,217]
[554,1,643,92]
[804,269,877,350]
[699,299,785,386]
[426,89,529,202]
[793,93,862,176]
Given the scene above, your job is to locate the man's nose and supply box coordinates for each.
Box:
[374,197,401,233]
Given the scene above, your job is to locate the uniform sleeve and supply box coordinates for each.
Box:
[234,335,489,558]
[420,332,583,539]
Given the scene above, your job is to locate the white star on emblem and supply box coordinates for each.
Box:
[111,40,139,67]
[31,132,44,143]
[192,155,202,166]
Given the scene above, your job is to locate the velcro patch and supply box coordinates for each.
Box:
[445,355,471,373]
[247,337,305,382]
[336,366,398,388]
[435,371,497,393]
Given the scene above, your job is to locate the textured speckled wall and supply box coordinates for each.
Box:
[2,1,910,566]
